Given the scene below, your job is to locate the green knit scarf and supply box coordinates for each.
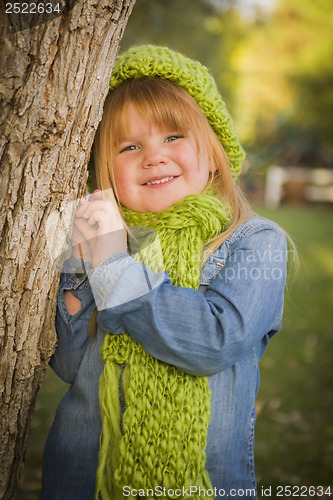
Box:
[96,193,231,499]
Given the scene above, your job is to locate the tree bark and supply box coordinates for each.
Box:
[0,1,135,497]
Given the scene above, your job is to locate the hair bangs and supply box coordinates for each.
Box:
[108,77,209,147]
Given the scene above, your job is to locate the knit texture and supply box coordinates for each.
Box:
[96,193,231,499]
[109,45,244,180]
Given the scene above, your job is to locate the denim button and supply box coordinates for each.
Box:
[75,268,84,278]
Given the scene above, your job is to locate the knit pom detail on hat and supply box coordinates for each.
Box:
[109,44,245,179]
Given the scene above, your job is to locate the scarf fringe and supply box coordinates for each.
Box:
[96,362,123,499]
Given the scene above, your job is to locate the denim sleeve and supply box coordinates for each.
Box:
[51,255,96,384]
[94,223,287,376]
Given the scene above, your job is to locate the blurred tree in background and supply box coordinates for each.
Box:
[235,0,333,170]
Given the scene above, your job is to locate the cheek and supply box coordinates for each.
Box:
[193,161,211,192]
[176,146,199,171]
[182,149,210,184]
[113,166,138,206]
[113,167,127,199]
[114,158,129,182]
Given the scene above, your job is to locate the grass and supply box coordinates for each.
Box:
[17,204,333,499]
[253,205,333,493]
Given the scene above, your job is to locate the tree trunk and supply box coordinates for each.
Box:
[0,1,135,497]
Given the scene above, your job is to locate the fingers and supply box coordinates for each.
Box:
[74,217,98,241]
[75,200,108,219]
[75,199,124,232]
[90,189,102,201]
[75,189,117,218]
[72,223,94,261]
[71,189,125,266]
[74,189,101,217]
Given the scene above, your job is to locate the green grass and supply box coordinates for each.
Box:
[254,205,333,493]
[17,205,333,498]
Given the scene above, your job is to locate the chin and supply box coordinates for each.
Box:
[127,193,187,213]
[149,198,183,212]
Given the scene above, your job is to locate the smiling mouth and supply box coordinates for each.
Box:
[144,176,178,186]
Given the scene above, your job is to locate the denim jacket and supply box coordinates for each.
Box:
[41,216,287,500]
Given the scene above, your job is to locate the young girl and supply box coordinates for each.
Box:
[41,45,288,500]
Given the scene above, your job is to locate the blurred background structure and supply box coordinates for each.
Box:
[18,0,333,497]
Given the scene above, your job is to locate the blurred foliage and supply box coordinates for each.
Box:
[235,0,333,169]
[289,1,333,151]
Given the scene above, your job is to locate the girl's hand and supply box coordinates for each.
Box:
[73,189,127,269]
[71,198,96,263]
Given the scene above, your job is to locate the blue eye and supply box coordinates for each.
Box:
[120,145,139,153]
[166,135,183,143]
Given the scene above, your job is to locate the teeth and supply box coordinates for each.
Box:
[146,176,174,185]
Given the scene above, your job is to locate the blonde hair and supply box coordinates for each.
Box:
[93,77,255,263]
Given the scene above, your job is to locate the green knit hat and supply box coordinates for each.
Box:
[109,45,245,179]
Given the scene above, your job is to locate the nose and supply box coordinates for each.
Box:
[143,144,166,169]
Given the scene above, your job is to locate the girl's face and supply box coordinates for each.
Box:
[113,104,215,212]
